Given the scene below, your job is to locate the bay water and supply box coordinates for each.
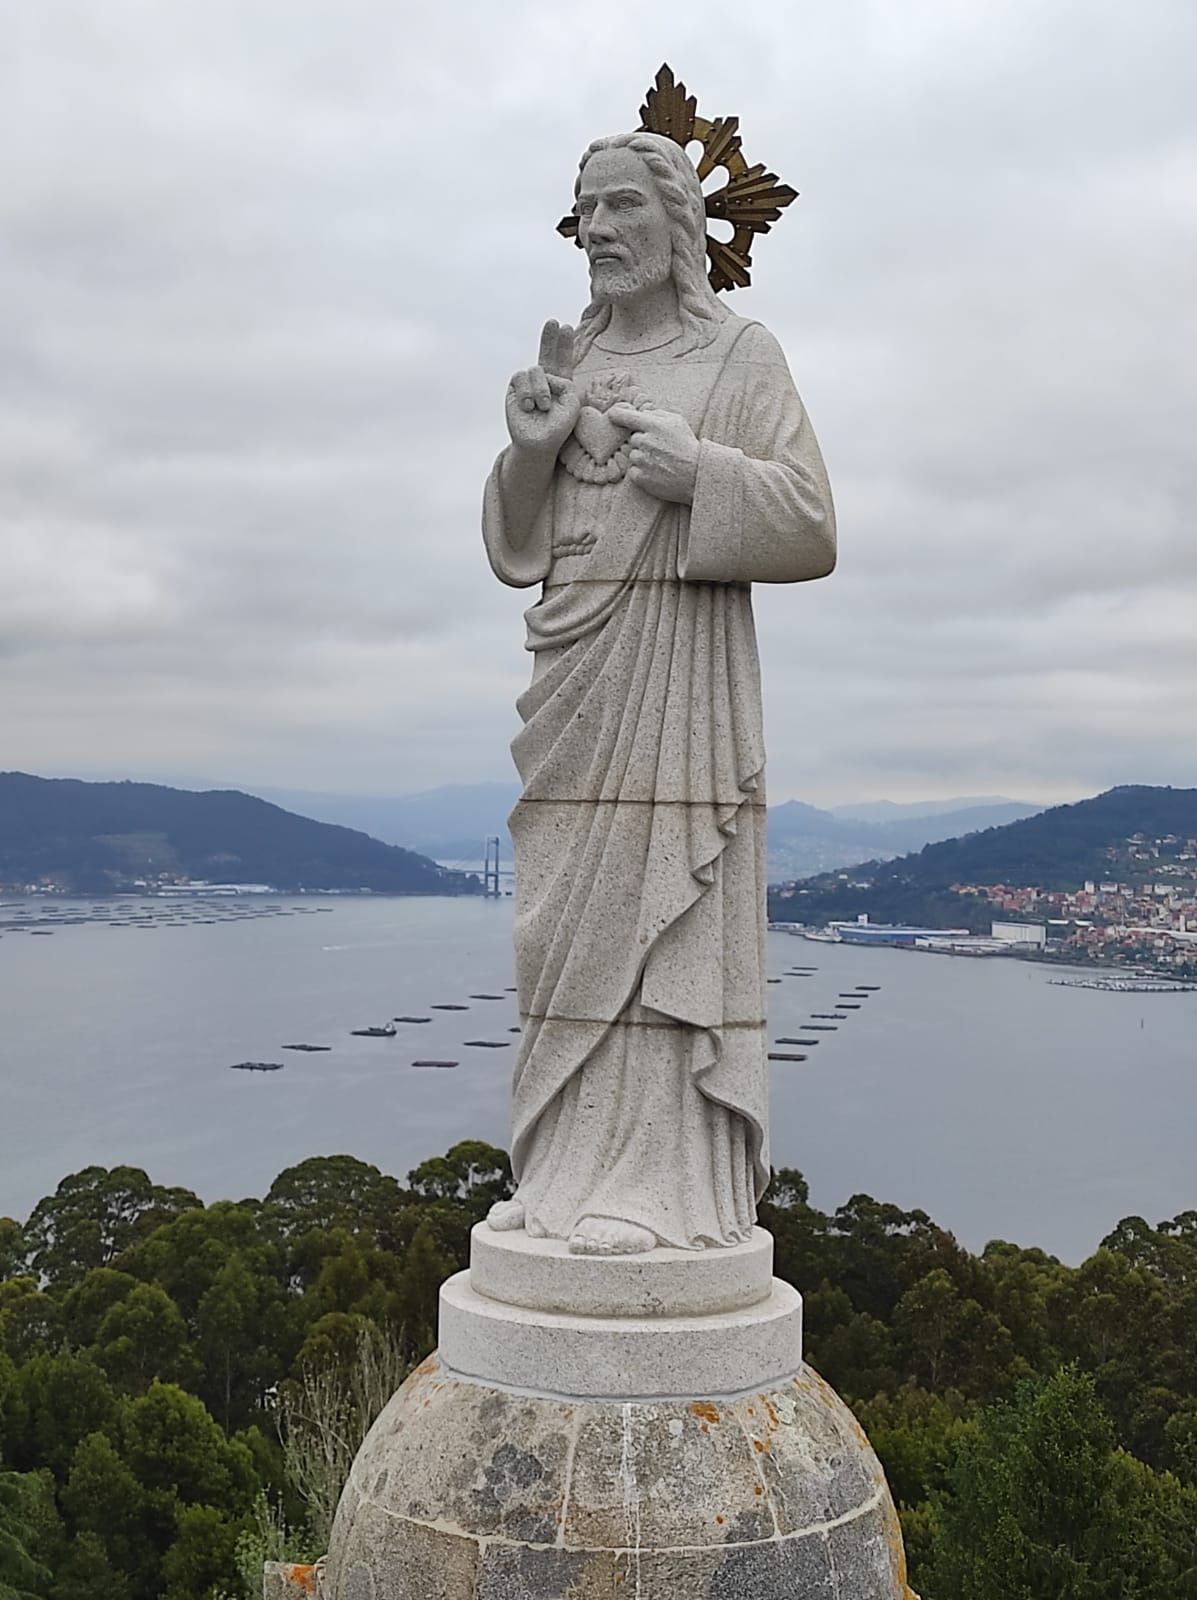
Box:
[1,894,1192,1263]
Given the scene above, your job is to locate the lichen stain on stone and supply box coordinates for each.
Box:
[478,1390,512,1430]
[752,1438,771,1454]
[278,1565,318,1595]
[413,1355,438,1378]
[691,1400,720,1424]
[770,1392,798,1427]
[505,1509,559,1545]
[473,1441,547,1520]
[883,1494,915,1593]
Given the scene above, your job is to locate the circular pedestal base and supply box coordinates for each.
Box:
[440,1270,802,1399]
[323,1356,914,1599]
[469,1223,775,1318]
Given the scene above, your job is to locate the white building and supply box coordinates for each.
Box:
[991,920,1047,948]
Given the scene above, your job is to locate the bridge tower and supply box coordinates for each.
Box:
[483,835,502,897]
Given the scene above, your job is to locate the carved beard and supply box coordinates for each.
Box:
[588,242,672,303]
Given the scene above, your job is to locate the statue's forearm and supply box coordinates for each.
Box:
[497,445,556,550]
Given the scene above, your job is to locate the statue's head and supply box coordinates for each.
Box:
[572,132,726,357]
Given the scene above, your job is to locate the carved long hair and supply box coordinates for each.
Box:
[572,132,727,361]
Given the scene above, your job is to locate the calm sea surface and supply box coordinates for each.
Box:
[1,894,1193,1263]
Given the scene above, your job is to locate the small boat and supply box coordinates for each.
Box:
[412,1059,458,1069]
[393,1016,432,1024]
[775,1036,807,1045]
[767,978,781,984]
[351,1024,397,1038]
[230,1061,284,1073]
[469,993,506,1001]
[805,1024,837,1031]
[857,985,881,991]
[768,1052,806,1062]
[811,1013,841,1020]
[463,1039,511,1049]
[281,1043,332,1053]
[838,1003,862,1010]
[431,1003,469,1011]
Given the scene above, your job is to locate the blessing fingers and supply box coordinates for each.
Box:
[510,367,553,413]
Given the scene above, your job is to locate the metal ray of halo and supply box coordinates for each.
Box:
[557,63,798,294]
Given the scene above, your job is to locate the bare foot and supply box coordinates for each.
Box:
[568,1216,657,1256]
[486,1198,525,1233]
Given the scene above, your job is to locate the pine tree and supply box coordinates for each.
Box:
[928,1365,1197,1599]
[0,1470,50,1600]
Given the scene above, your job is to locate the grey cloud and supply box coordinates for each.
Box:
[1,0,1194,808]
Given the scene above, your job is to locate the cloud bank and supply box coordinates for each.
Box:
[2,0,1194,806]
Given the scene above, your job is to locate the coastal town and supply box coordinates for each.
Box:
[955,830,1197,975]
[775,830,1197,979]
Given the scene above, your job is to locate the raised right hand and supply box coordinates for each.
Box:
[505,320,580,455]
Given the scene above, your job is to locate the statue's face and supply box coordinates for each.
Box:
[577,147,673,301]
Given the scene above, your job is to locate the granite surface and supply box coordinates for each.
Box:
[439,1269,802,1399]
[468,1222,774,1318]
[320,1355,915,1599]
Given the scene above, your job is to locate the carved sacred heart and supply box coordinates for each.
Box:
[572,405,626,468]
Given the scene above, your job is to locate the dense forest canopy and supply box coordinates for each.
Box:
[1,1145,1195,1597]
[0,774,478,895]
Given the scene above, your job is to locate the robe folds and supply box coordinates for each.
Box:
[483,313,835,1249]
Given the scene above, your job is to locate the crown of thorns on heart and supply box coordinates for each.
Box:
[557,64,798,295]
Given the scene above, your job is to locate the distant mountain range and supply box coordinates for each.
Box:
[0,774,478,896]
[0,771,1052,897]
[770,786,1197,929]
[241,782,1041,879]
[827,795,1031,824]
[244,782,522,866]
[764,797,1040,879]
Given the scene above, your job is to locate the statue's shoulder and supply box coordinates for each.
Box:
[716,313,789,372]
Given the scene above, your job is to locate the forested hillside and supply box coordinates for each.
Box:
[0,775,477,896]
[895,785,1197,888]
[1,1145,1195,1598]
[771,785,1197,927]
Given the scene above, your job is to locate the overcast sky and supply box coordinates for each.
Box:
[2,0,1194,809]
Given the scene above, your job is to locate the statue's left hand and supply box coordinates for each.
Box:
[607,404,700,505]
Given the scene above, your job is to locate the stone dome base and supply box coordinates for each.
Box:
[322,1354,915,1598]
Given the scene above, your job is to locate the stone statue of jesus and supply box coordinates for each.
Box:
[483,130,835,1258]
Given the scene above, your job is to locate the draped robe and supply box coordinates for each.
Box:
[483,313,835,1249]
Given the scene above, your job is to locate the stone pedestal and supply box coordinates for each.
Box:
[318,1229,915,1598]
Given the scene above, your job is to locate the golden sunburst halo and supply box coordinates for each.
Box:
[558,63,798,294]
